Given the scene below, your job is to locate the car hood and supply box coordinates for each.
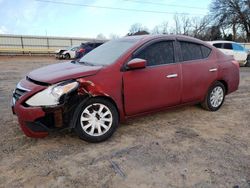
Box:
[62,50,70,54]
[55,49,66,53]
[27,62,102,84]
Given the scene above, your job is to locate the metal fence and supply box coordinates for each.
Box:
[0,34,249,55]
[0,34,107,55]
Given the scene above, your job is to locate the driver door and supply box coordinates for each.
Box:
[122,40,181,116]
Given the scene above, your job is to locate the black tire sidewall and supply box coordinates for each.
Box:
[65,53,70,59]
[74,98,119,143]
[206,82,225,111]
[246,55,250,67]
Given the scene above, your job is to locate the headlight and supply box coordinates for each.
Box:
[25,81,78,107]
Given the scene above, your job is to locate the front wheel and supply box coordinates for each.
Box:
[74,98,119,142]
[201,82,225,111]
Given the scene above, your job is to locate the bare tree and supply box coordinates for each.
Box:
[161,21,169,34]
[128,23,149,35]
[109,33,120,39]
[210,0,250,41]
[174,14,181,34]
[96,33,106,40]
[152,25,161,34]
[151,21,168,34]
[191,16,211,39]
[173,14,192,35]
[181,16,191,35]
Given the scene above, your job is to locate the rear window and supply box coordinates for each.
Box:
[213,43,223,48]
[223,43,233,50]
[95,43,103,47]
[180,41,203,61]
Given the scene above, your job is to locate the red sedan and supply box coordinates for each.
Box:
[11,35,240,142]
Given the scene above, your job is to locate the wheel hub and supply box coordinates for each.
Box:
[210,86,224,108]
[80,103,113,136]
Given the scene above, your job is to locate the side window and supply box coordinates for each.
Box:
[213,43,223,48]
[180,41,203,61]
[223,43,233,50]
[96,43,103,47]
[135,41,175,66]
[232,43,244,51]
[89,43,95,48]
[201,45,212,58]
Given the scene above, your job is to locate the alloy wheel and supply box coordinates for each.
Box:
[210,86,224,108]
[80,103,113,136]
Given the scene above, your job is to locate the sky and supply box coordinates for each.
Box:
[0,0,211,38]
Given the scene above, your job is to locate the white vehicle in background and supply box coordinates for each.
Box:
[62,46,79,59]
[55,48,67,59]
[207,41,250,67]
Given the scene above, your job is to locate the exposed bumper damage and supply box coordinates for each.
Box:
[12,95,76,138]
[12,78,109,138]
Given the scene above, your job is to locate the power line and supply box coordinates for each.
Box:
[124,0,207,10]
[35,0,206,16]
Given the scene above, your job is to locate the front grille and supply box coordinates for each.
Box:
[13,88,27,101]
[13,83,30,101]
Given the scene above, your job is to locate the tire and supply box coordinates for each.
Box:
[64,53,70,59]
[245,55,250,67]
[201,81,225,111]
[73,98,119,142]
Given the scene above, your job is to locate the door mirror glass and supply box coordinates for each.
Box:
[126,58,146,70]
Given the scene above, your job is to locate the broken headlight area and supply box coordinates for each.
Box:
[25,81,79,107]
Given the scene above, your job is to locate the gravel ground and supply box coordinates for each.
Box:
[0,56,249,188]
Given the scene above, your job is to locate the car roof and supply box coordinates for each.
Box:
[123,34,209,45]
[124,34,201,40]
[207,40,238,44]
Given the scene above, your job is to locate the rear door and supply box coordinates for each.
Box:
[178,40,217,103]
[123,40,182,116]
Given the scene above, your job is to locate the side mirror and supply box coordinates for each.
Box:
[126,58,147,70]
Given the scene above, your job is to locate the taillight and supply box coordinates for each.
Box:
[78,48,85,53]
[232,60,239,68]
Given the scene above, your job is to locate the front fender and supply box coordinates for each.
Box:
[77,78,110,97]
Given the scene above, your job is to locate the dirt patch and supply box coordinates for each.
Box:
[0,56,249,188]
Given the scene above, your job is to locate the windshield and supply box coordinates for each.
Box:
[79,38,140,66]
[66,46,75,50]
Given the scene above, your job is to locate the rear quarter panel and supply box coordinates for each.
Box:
[216,52,240,94]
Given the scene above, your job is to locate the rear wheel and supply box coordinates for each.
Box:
[245,55,250,67]
[201,82,225,111]
[64,53,70,59]
[74,98,119,142]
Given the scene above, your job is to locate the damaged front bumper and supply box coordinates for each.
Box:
[11,79,79,138]
[12,97,67,138]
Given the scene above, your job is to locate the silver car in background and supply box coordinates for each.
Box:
[207,41,250,67]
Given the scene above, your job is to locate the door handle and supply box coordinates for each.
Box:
[166,73,178,78]
[209,68,218,72]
